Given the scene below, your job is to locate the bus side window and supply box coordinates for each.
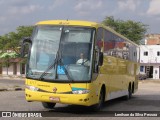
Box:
[94,28,104,73]
[96,28,103,49]
[104,29,115,56]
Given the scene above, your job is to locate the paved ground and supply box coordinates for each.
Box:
[0,79,25,91]
[0,79,160,119]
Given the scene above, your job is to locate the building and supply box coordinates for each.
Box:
[0,58,25,76]
[145,34,160,45]
[139,45,160,79]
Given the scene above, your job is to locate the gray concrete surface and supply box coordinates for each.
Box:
[0,78,25,91]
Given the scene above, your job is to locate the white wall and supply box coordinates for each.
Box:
[140,45,160,79]
[2,63,22,76]
[2,66,13,75]
[137,47,140,62]
[140,45,160,63]
[17,64,21,75]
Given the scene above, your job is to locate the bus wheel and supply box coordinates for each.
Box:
[123,84,132,100]
[42,102,56,109]
[92,88,105,111]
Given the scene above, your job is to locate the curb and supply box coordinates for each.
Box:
[0,76,25,81]
[6,87,25,91]
[0,88,7,91]
[15,87,24,91]
[139,80,160,84]
[0,77,25,81]
[0,86,25,92]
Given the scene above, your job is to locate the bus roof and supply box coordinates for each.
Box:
[36,20,98,27]
[36,20,138,47]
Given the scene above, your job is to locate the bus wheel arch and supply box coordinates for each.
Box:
[42,102,56,109]
[92,84,106,111]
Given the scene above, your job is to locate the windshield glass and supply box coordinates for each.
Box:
[27,26,95,82]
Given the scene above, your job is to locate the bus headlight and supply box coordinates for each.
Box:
[26,85,39,91]
[72,90,89,94]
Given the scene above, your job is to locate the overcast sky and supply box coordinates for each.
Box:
[0,0,160,35]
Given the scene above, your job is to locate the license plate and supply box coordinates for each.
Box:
[49,96,60,102]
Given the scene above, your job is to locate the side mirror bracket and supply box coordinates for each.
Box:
[20,37,32,58]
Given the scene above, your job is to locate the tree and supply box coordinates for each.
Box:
[0,26,33,75]
[102,16,148,44]
[0,26,33,55]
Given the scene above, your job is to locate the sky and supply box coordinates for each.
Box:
[0,0,160,35]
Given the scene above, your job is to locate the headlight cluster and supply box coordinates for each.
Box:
[26,85,39,91]
[72,90,89,94]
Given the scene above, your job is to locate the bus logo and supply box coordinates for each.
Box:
[53,87,57,92]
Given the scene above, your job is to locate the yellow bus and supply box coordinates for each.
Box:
[21,20,139,111]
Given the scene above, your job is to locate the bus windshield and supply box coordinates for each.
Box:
[27,26,95,82]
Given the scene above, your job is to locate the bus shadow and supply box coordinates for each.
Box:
[49,105,95,114]
[42,95,160,116]
[48,96,133,115]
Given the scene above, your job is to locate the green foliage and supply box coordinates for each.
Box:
[102,16,148,44]
[0,26,33,55]
[0,26,33,73]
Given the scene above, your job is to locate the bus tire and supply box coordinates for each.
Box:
[123,84,132,100]
[42,102,56,109]
[92,87,105,111]
[128,84,132,99]
[132,82,134,93]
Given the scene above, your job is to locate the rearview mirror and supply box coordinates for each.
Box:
[94,46,104,73]
[21,37,32,58]
[99,52,103,66]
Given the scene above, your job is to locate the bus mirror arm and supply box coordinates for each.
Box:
[20,37,32,58]
[22,37,32,44]
[98,52,103,66]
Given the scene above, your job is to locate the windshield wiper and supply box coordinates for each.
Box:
[39,58,57,80]
[39,55,73,81]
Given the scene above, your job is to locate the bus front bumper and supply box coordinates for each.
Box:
[25,89,96,106]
